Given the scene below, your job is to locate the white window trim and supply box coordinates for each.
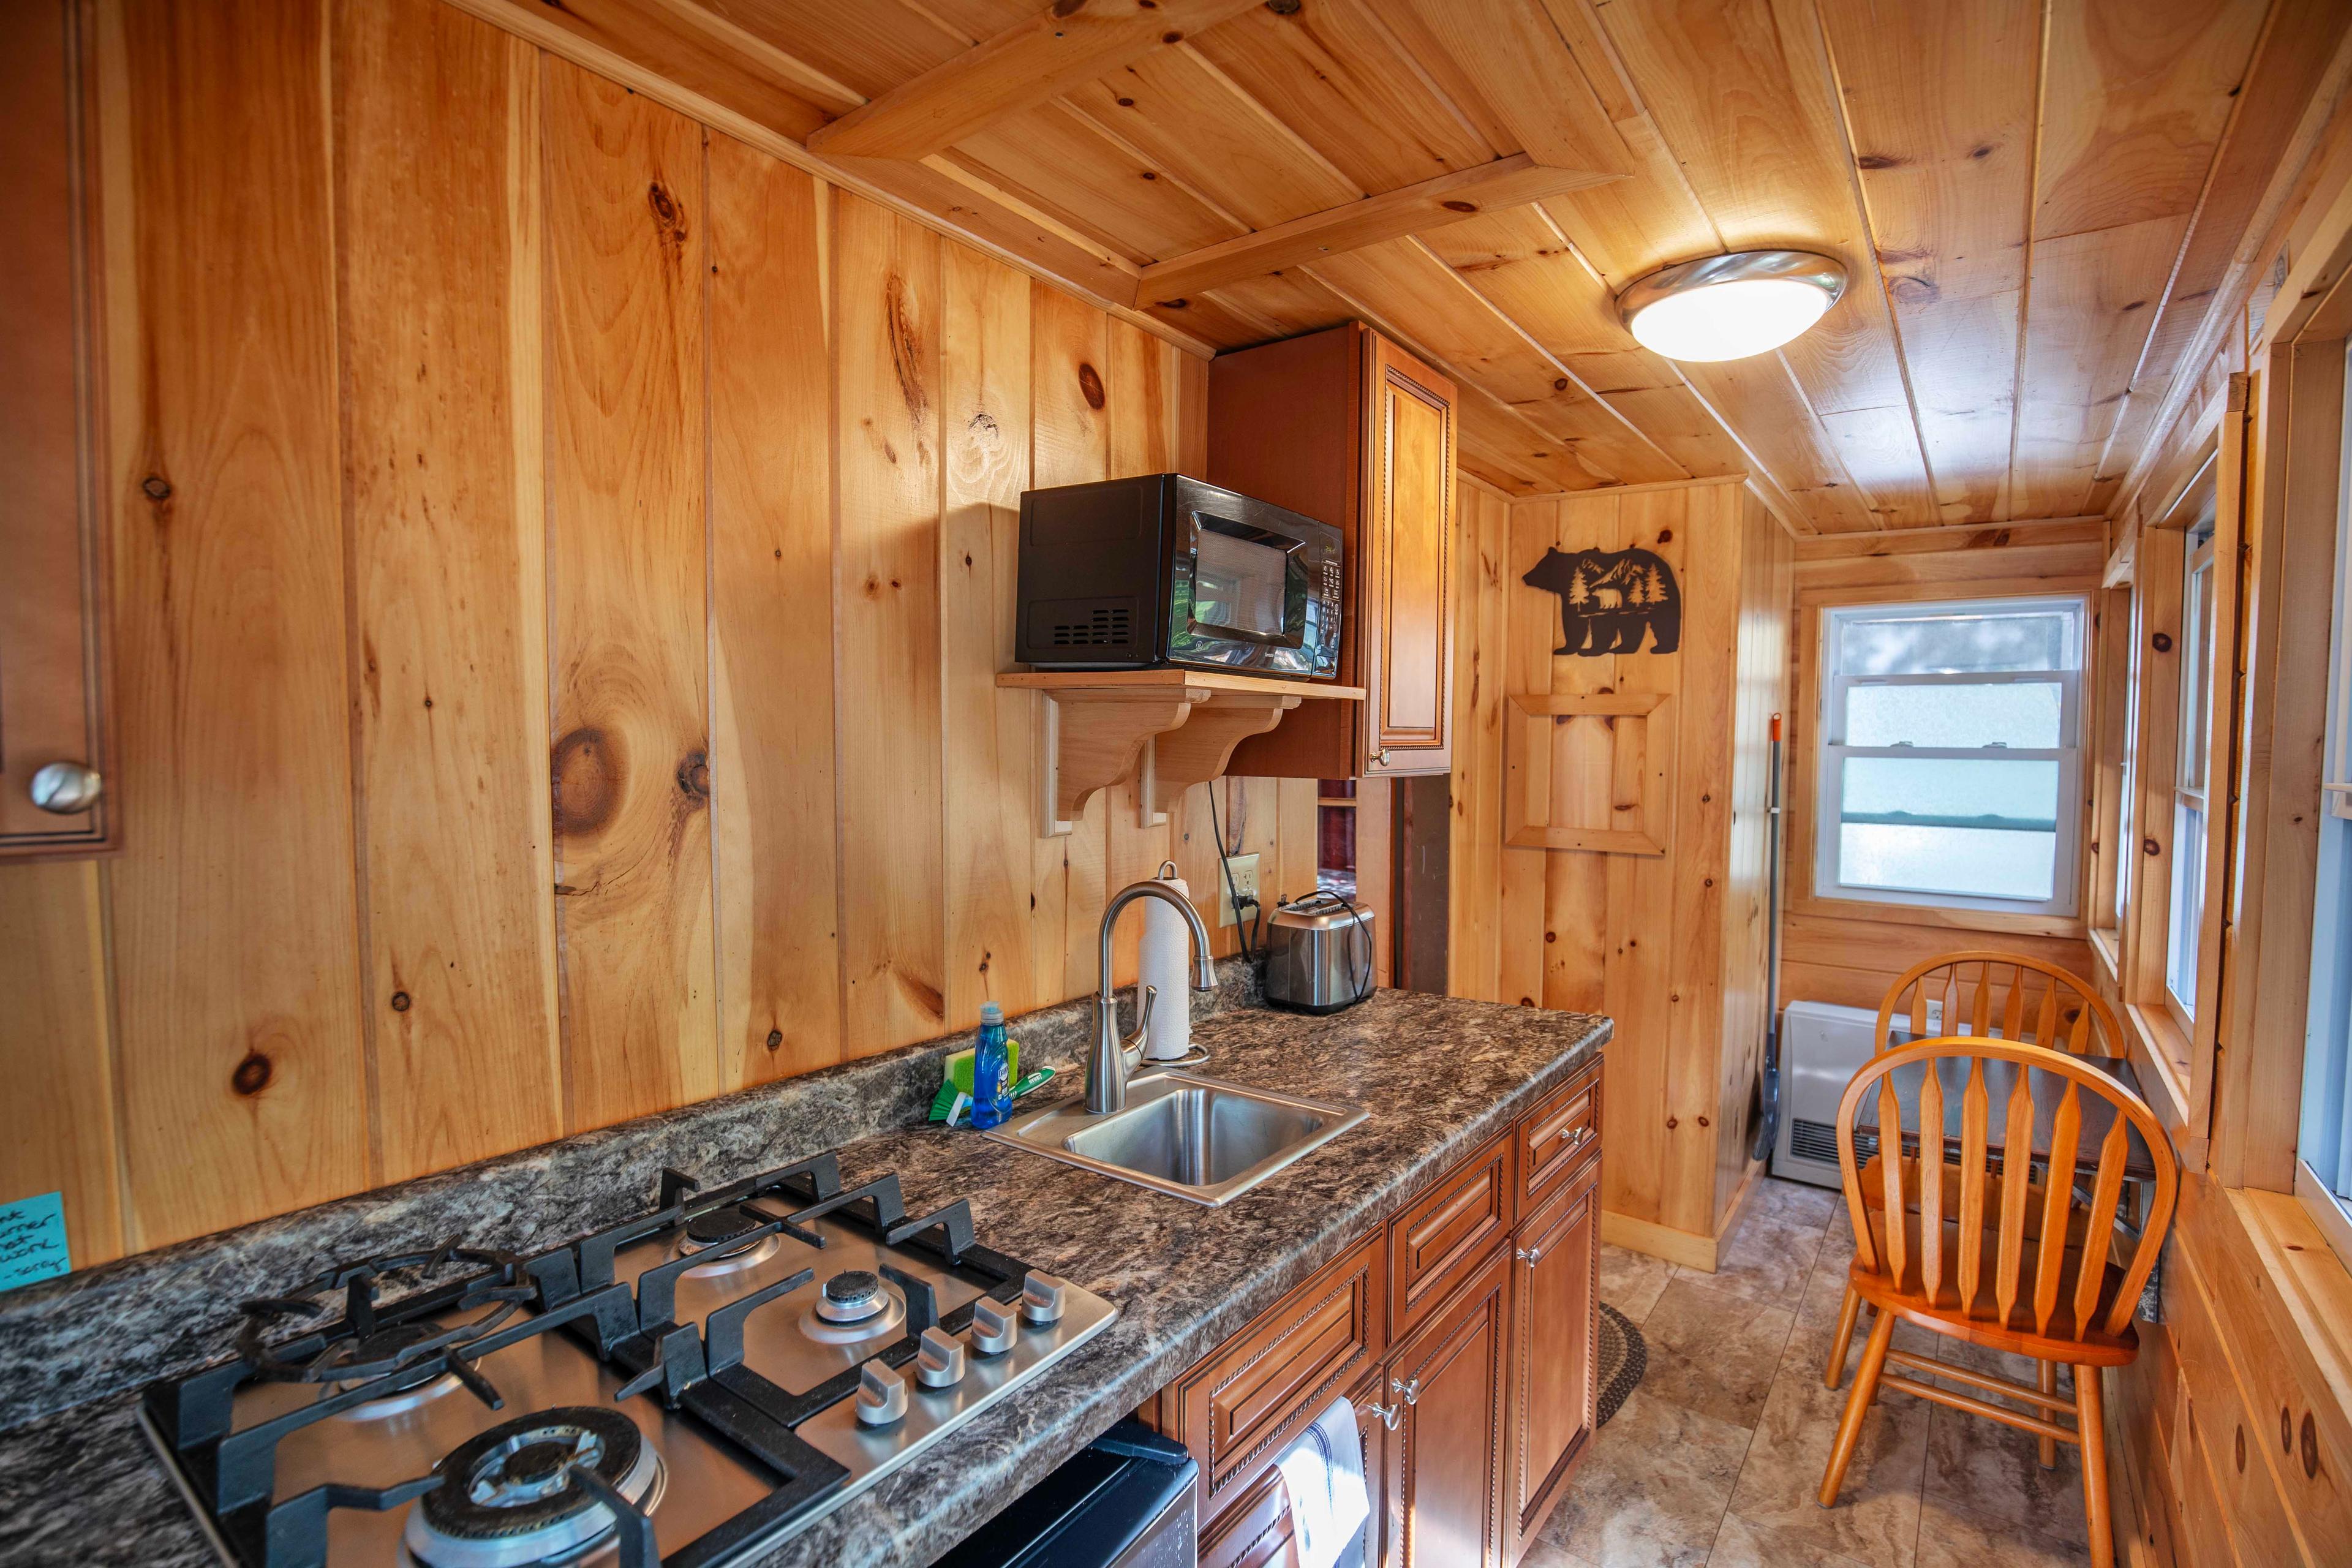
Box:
[1814,597,2087,919]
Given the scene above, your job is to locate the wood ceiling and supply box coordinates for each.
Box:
[465,0,2352,531]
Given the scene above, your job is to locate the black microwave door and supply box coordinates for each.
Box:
[1181,511,1305,650]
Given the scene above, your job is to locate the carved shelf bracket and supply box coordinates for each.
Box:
[998,670,1363,839]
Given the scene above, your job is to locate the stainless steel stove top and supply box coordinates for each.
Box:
[139,1153,1116,1568]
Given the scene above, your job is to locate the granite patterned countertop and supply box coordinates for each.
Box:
[0,989,1605,1568]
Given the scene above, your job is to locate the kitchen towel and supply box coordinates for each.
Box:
[1273,1396,1371,1568]
[1139,867,1194,1061]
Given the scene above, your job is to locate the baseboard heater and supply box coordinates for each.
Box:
[1771,997,1940,1189]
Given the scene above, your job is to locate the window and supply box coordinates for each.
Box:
[2302,343,2352,1240]
[2168,524,2217,1022]
[1815,597,2086,918]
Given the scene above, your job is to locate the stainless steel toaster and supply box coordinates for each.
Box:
[1262,892,1378,1014]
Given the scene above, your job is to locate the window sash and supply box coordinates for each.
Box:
[1816,746,2082,914]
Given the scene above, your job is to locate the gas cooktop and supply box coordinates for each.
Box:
[137,1151,1115,1567]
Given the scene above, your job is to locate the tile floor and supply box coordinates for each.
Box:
[1525,1177,2102,1568]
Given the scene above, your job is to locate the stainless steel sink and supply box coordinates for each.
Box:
[982,1071,1368,1206]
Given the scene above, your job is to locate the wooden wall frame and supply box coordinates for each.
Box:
[1500,692,1672,857]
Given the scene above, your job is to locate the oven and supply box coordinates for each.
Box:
[1014,474,1343,680]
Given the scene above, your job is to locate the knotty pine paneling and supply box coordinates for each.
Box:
[835,195,950,1057]
[1450,477,1788,1246]
[335,0,564,1182]
[940,241,1040,1024]
[707,134,843,1087]
[1030,281,1114,1004]
[543,58,719,1125]
[7,0,1335,1265]
[107,0,371,1250]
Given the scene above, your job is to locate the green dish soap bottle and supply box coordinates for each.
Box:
[971,1001,1011,1129]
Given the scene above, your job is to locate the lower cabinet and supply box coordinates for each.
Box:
[1382,1245,1513,1567]
[1153,1060,1604,1568]
[1504,1153,1601,1557]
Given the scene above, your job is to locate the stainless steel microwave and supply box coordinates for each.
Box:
[1014,474,1343,680]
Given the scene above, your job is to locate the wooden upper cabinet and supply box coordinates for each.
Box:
[1,0,113,858]
[1363,336,1456,775]
[1210,323,1457,780]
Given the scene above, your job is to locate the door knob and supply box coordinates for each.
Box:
[29,761,101,813]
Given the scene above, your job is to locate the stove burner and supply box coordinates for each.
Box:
[816,1270,883,1322]
[332,1322,466,1415]
[404,1407,663,1567]
[685,1207,758,1247]
[673,1204,782,1276]
[239,1245,532,1387]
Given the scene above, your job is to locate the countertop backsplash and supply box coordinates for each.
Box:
[0,958,1264,1433]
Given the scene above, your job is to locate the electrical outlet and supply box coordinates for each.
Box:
[1218,853,1261,927]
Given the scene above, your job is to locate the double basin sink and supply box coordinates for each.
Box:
[982,1070,1368,1206]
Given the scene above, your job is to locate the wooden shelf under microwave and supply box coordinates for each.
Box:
[995,670,1365,838]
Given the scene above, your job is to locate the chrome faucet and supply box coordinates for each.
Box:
[1087,880,1218,1115]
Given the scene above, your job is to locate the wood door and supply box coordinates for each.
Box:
[1384,1245,1512,1568]
[1362,334,1455,779]
[1505,1153,1601,1560]
[0,0,113,857]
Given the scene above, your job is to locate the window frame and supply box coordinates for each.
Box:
[1811,596,2088,920]
[2164,530,2217,1030]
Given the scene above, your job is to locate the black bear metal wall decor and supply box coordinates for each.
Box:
[1522,546,1683,656]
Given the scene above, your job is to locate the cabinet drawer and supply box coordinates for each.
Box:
[1162,1232,1388,1527]
[1389,1131,1515,1341]
[1517,1069,1600,1212]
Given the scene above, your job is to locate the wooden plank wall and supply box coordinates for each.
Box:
[1447,475,1787,1249]
[1779,522,2107,1015]
[0,0,1333,1265]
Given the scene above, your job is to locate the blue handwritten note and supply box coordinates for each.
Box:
[0,1193,70,1292]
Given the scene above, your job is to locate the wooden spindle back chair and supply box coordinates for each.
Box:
[1829,951,2127,1394]
[1816,1039,2179,1568]
[1875,950,2126,1058]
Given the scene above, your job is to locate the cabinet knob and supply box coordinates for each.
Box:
[1391,1375,1420,1406]
[1364,1400,1401,1431]
[1517,1245,1544,1267]
[1371,748,1390,766]
[29,761,102,814]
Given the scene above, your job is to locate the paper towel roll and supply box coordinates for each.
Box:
[1139,869,1194,1061]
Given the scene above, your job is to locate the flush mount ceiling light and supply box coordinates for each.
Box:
[1616,251,1848,362]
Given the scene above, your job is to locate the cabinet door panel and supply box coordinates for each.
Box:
[0,0,111,856]
[1507,1154,1600,1558]
[1365,337,1453,778]
[1385,1245,1511,1568]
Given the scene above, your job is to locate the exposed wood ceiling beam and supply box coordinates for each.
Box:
[1133,155,1625,307]
[805,0,1264,162]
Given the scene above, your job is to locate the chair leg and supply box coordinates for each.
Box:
[2077,1365,2113,1568]
[1824,1286,1865,1390]
[1818,1308,1897,1507]
[2038,1360,2059,1469]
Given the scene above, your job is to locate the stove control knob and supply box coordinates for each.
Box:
[1021,1271,1069,1325]
[916,1326,967,1388]
[971,1297,1020,1357]
[856,1361,909,1427]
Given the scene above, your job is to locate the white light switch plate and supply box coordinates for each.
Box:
[1218,853,1261,927]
